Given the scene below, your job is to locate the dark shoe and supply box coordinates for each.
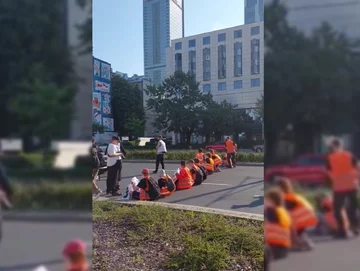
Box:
[114,185,120,191]
[333,231,348,239]
[153,170,158,174]
[111,191,122,197]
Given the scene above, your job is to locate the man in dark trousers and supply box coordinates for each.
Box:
[326,137,359,238]
[0,162,13,244]
[106,136,124,196]
[153,136,167,174]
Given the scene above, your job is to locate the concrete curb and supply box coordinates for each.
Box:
[3,211,92,222]
[95,197,264,221]
[123,160,263,166]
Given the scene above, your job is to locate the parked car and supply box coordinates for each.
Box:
[253,144,264,153]
[264,154,328,185]
[205,141,238,152]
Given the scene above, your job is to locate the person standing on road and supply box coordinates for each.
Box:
[153,135,167,174]
[106,136,123,196]
[0,162,13,245]
[91,139,103,198]
[225,137,236,168]
[114,139,126,192]
[326,138,359,238]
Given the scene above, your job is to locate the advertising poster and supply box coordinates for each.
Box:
[93,56,113,132]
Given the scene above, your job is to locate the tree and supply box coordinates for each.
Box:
[255,94,264,120]
[111,76,145,136]
[92,122,105,135]
[124,115,146,138]
[145,71,207,144]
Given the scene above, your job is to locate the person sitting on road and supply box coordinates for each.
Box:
[265,187,292,261]
[194,158,207,181]
[187,159,204,186]
[204,153,215,174]
[209,149,222,172]
[174,161,194,190]
[276,178,317,251]
[222,153,230,168]
[136,168,161,201]
[157,169,176,197]
[62,240,89,271]
[194,148,206,166]
[121,177,141,200]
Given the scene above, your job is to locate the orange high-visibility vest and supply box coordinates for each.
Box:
[265,206,291,248]
[176,167,194,190]
[195,152,205,164]
[212,154,222,166]
[205,158,214,172]
[284,193,317,230]
[139,178,151,200]
[159,174,175,197]
[225,140,235,153]
[328,151,358,192]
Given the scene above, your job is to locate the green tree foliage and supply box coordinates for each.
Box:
[92,122,105,135]
[0,0,76,145]
[265,1,360,158]
[111,76,145,137]
[255,94,264,119]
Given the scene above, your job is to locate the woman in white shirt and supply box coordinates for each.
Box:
[106,136,124,196]
[153,135,167,174]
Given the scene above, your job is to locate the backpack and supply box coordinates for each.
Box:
[164,175,176,192]
[146,177,161,200]
[199,166,207,181]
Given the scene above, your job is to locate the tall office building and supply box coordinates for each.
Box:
[143,0,184,86]
[245,0,264,24]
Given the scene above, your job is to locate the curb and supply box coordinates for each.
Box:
[123,160,263,166]
[3,211,92,222]
[95,197,264,221]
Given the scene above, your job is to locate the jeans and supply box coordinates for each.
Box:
[333,189,358,232]
[106,160,122,194]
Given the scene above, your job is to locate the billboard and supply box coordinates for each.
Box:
[93,57,114,132]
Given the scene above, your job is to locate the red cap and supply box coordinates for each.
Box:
[63,240,86,256]
[141,168,149,174]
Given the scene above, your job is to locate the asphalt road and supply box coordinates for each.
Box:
[271,235,360,270]
[97,162,264,214]
[0,220,92,271]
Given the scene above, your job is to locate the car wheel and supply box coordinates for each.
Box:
[256,148,262,153]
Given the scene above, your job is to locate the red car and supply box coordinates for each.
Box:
[205,141,237,152]
[264,154,328,185]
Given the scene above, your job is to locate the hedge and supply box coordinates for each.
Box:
[11,182,92,210]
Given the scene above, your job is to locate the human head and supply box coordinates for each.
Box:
[111,135,120,144]
[198,148,203,153]
[141,168,150,177]
[157,135,162,141]
[265,187,284,207]
[205,152,211,158]
[209,149,215,154]
[180,160,186,167]
[187,159,194,166]
[158,169,166,177]
[62,240,87,269]
[275,177,294,194]
[329,137,342,152]
[226,136,230,141]
[194,158,200,164]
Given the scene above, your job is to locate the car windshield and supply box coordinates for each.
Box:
[293,156,326,166]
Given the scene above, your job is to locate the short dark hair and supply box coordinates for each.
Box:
[332,138,341,147]
[198,148,203,152]
[194,158,200,163]
[157,135,162,139]
[180,160,186,166]
[111,136,120,141]
[187,159,194,164]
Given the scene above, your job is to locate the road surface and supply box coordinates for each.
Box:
[271,235,360,270]
[0,220,92,271]
[97,163,264,214]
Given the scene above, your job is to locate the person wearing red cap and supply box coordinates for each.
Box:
[135,168,161,201]
[62,240,88,271]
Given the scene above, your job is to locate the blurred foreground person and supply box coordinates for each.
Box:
[265,187,291,260]
[0,163,13,244]
[276,178,317,250]
[327,138,359,238]
[62,240,89,271]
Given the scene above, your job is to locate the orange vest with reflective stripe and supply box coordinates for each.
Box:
[176,167,194,190]
[212,154,222,166]
[195,152,205,164]
[225,140,235,153]
[328,151,358,192]
[265,206,291,248]
[205,158,214,171]
[284,193,317,230]
[159,174,175,196]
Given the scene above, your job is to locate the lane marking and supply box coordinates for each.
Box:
[202,183,231,186]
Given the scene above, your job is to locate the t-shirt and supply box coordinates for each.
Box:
[137,177,160,200]
[106,143,121,167]
[157,140,167,154]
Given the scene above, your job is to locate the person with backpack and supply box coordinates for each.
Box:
[194,158,207,181]
[187,159,204,186]
[136,168,161,201]
[157,169,175,197]
[91,139,103,198]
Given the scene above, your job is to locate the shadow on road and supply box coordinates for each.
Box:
[232,196,264,209]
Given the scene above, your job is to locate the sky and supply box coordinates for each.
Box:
[93,0,244,76]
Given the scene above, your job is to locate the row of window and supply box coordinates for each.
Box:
[203,78,261,92]
[175,26,260,50]
[175,39,260,80]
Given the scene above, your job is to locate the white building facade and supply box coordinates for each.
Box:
[166,22,264,109]
[143,0,184,86]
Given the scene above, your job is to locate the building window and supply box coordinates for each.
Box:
[251,39,260,74]
[218,45,226,79]
[234,42,242,77]
[234,80,243,89]
[175,42,182,50]
[188,50,196,75]
[218,82,226,91]
[234,30,242,39]
[189,39,196,48]
[251,78,261,87]
[251,26,260,36]
[218,33,226,42]
[203,84,211,92]
[203,48,211,81]
[175,53,182,71]
[203,36,210,45]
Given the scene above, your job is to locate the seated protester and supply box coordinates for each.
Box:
[135,168,161,201]
[157,169,176,197]
[222,154,230,168]
[121,177,141,200]
[276,178,317,251]
[265,187,292,261]
[204,153,215,174]
[187,159,204,186]
[194,148,206,166]
[174,161,194,190]
[62,240,89,271]
[209,149,222,172]
[194,158,207,181]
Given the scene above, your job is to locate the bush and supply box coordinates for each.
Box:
[126,150,264,162]
[12,182,91,210]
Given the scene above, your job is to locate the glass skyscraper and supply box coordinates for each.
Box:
[245,0,264,24]
[143,0,184,86]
